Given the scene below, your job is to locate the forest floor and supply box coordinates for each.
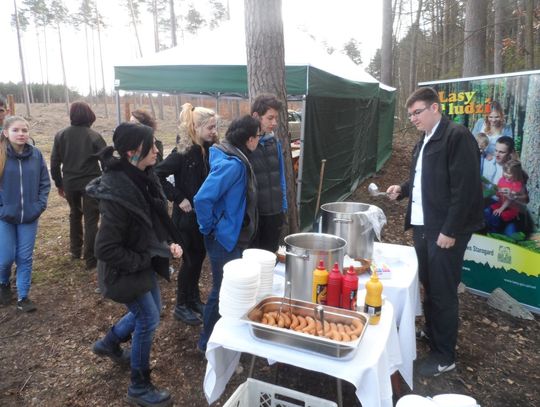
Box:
[0,103,538,407]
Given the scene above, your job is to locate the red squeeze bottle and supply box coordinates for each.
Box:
[341,265,359,310]
[326,262,343,308]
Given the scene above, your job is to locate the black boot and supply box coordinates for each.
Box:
[173,305,202,326]
[126,369,172,407]
[92,328,130,366]
[187,300,205,317]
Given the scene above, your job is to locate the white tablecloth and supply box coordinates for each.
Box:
[362,242,421,388]
[204,302,402,407]
[274,241,421,389]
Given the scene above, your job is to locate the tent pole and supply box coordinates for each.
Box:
[115,91,121,126]
[295,97,307,215]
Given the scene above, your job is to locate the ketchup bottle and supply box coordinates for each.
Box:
[326,262,342,308]
[341,265,358,310]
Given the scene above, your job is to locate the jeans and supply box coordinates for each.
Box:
[198,235,242,351]
[110,274,161,371]
[64,189,99,264]
[0,219,39,300]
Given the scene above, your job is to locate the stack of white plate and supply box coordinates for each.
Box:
[219,258,261,318]
[242,249,276,300]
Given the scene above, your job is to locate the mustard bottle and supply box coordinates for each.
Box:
[364,269,383,325]
[312,260,329,304]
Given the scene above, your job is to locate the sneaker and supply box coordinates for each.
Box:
[173,305,202,326]
[417,354,456,377]
[17,298,37,312]
[187,301,205,317]
[0,283,12,305]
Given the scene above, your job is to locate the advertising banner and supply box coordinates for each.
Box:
[462,234,539,312]
[420,71,540,311]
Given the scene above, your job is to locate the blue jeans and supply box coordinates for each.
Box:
[198,235,242,351]
[110,273,161,371]
[0,219,39,300]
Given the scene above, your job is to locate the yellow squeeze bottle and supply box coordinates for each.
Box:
[312,260,329,304]
[364,269,383,325]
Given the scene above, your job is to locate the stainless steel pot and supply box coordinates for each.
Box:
[284,233,346,302]
[320,202,375,260]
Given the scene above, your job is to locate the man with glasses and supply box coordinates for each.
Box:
[387,87,484,377]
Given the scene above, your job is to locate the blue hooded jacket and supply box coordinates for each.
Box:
[194,145,249,252]
[0,143,51,224]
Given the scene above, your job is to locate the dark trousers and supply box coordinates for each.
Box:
[176,227,206,306]
[65,189,100,265]
[252,213,283,253]
[413,227,471,363]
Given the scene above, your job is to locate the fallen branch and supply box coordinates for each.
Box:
[0,331,21,340]
[19,374,33,393]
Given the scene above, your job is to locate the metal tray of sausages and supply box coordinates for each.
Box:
[241,296,368,360]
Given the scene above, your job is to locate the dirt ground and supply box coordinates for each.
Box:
[1,104,538,407]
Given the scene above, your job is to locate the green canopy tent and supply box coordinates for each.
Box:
[114,23,396,230]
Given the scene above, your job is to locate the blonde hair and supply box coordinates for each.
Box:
[0,116,30,179]
[475,132,489,147]
[177,103,216,154]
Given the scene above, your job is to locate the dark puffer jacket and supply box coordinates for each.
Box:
[86,169,170,302]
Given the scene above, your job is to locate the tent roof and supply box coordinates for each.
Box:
[114,22,385,98]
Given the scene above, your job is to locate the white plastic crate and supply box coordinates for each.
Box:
[223,378,337,407]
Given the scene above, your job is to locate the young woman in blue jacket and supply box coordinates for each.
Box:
[194,115,260,352]
[0,116,51,312]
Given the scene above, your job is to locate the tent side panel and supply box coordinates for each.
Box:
[299,95,379,230]
[376,87,396,171]
[307,67,379,99]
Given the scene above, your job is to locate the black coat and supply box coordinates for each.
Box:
[86,169,170,302]
[154,144,210,231]
[400,116,484,237]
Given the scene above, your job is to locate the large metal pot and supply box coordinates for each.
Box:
[284,233,346,302]
[320,202,376,260]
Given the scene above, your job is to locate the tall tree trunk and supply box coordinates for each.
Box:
[520,75,540,228]
[153,0,160,52]
[35,29,46,105]
[43,27,50,104]
[463,0,487,77]
[169,0,177,47]
[409,0,423,94]
[244,0,298,233]
[84,24,95,103]
[128,0,143,57]
[524,0,534,69]
[95,1,108,117]
[381,0,393,86]
[56,24,70,116]
[13,0,31,117]
[441,0,450,74]
[493,0,503,74]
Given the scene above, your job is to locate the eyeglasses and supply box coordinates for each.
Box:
[407,107,428,119]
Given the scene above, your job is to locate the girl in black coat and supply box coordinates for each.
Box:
[154,103,217,325]
[87,122,182,406]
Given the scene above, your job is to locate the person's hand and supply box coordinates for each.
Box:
[437,233,455,249]
[179,199,192,213]
[170,243,183,258]
[493,207,503,216]
[386,185,401,201]
[57,188,66,199]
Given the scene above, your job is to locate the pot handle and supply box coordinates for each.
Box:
[285,251,310,260]
[333,217,352,224]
